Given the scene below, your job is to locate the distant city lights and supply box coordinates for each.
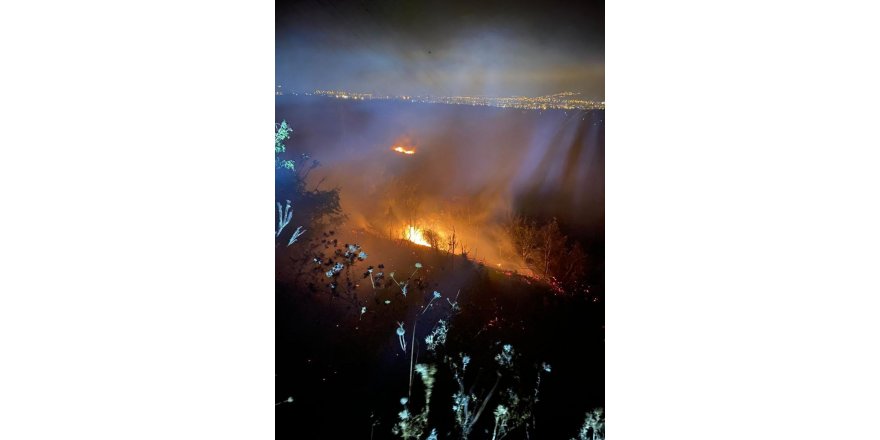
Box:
[276,87,604,111]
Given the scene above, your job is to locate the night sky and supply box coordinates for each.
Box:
[276,0,604,99]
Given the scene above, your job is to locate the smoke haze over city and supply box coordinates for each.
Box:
[276,0,604,99]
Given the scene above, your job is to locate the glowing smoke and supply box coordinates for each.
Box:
[276,96,604,269]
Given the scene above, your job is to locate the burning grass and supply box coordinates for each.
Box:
[404,225,431,247]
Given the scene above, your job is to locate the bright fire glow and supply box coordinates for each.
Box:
[404,225,431,247]
[392,146,416,155]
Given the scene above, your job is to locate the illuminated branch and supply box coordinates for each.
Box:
[396,322,407,353]
[422,291,441,315]
[368,268,376,289]
[275,200,305,246]
[288,226,305,245]
[390,272,408,297]
[276,200,292,237]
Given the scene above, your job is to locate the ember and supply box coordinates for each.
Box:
[391,145,415,155]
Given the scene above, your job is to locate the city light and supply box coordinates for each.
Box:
[308,89,604,111]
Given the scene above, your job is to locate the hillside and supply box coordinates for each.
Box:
[276,231,604,439]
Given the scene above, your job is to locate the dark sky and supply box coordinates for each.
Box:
[276,0,604,99]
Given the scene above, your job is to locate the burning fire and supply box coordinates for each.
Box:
[404,225,431,247]
[399,224,521,272]
[392,145,415,155]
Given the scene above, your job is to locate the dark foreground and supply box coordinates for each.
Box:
[276,236,603,439]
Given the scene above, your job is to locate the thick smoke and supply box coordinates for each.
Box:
[276,1,605,99]
[277,97,604,269]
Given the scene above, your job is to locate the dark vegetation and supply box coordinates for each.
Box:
[506,216,589,293]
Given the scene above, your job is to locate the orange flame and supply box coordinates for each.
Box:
[392,146,416,155]
[404,225,431,247]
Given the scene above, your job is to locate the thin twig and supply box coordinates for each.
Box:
[468,372,502,435]
[312,176,326,191]
[408,320,417,397]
